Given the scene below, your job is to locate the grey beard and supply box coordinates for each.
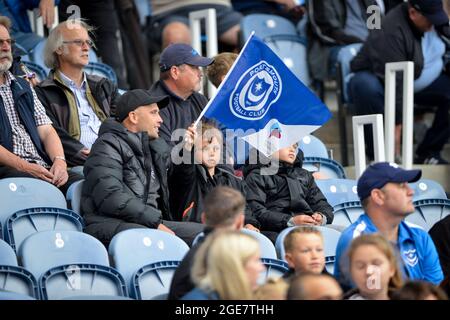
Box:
[0,59,12,73]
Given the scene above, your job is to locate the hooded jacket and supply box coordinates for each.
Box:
[81,118,172,243]
[243,150,333,232]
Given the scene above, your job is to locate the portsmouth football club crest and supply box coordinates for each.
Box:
[229,60,282,120]
[403,249,418,267]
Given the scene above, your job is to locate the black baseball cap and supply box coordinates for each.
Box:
[116,89,169,122]
[159,43,214,72]
[409,0,449,26]
[357,162,422,200]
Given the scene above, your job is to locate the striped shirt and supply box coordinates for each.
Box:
[0,71,52,168]
[58,71,101,149]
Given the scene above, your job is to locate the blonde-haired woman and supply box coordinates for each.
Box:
[182,230,265,300]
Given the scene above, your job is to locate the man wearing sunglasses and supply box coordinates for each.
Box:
[35,20,119,169]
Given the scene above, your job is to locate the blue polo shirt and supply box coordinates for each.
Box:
[334,214,444,287]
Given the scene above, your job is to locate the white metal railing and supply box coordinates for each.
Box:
[352,114,386,178]
[189,9,218,98]
[384,61,414,169]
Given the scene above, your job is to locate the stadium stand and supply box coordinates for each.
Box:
[316,178,359,207]
[406,199,450,231]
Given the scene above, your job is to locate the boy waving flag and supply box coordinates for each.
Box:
[196,33,332,157]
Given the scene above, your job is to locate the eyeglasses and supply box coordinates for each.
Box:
[62,39,94,48]
[0,38,15,46]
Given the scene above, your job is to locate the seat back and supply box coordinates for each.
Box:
[0,265,40,299]
[109,228,189,295]
[242,229,277,259]
[316,179,358,207]
[132,261,180,300]
[332,201,364,228]
[409,179,448,201]
[264,35,311,86]
[302,157,347,179]
[40,264,127,300]
[5,207,84,252]
[0,239,17,266]
[275,226,342,273]
[336,43,363,104]
[298,135,329,159]
[19,230,110,280]
[241,14,297,42]
[257,258,289,284]
[405,199,450,231]
[83,62,118,85]
[0,178,67,231]
[66,180,84,215]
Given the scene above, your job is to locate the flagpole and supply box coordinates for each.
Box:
[193,31,256,128]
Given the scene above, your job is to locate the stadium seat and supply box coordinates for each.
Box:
[315,179,359,207]
[335,43,363,166]
[134,0,152,27]
[40,264,127,300]
[298,135,329,159]
[275,226,342,273]
[241,14,298,42]
[0,291,37,300]
[5,207,84,252]
[240,14,311,86]
[405,199,450,232]
[0,239,40,299]
[257,258,289,284]
[242,229,277,260]
[302,157,347,179]
[66,180,84,215]
[132,260,181,300]
[22,60,48,82]
[109,228,189,299]
[83,62,118,85]
[332,200,364,228]
[0,178,67,231]
[409,179,448,201]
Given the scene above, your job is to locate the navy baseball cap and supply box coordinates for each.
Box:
[409,0,449,26]
[159,43,214,72]
[116,89,169,122]
[357,162,422,200]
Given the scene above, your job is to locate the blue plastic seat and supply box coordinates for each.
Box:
[40,264,127,300]
[109,228,189,299]
[0,290,37,300]
[315,179,359,207]
[83,62,118,85]
[0,239,40,299]
[405,199,450,232]
[242,229,277,260]
[0,178,67,234]
[302,157,347,179]
[19,230,110,280]
[298,135,329,159]
[21,60,48,82]
[241,14,298,41]
[275,226,342,273]
[257,258,289,284]
[332,201,364,228]
[66,180,84,215]
[5,207,84,252]
[132,260,181,300]
[335,43,363,166]
[409,179,448,201]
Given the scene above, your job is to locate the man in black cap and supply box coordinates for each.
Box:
[350,0,450,164]
[81,89,204,247]
[149,43,214,147]
[333,162,444,288]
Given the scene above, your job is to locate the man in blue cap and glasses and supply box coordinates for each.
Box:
[334,162,444,288]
